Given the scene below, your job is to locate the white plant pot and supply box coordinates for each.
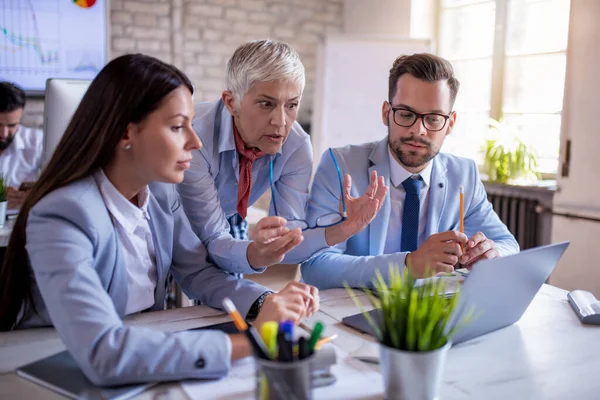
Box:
[0,201,7,227]
[380,341,451,400]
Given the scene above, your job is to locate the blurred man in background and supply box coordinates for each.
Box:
[0,82,43,209]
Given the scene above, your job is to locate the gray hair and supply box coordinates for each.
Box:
[226,39,306,108]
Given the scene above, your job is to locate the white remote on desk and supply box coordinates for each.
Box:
[567,290,600,325]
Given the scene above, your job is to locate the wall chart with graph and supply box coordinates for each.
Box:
[0,0,107,93]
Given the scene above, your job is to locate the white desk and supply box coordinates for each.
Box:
[0,304,231,399]
[1,285,599,399]
[311,285,600,399]
[0,218,14,247]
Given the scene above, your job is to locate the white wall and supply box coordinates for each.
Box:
[343,0,436,39]
[410,0,436,41]
[549,0,600,297]
[344,0,411,35]
[551,218,600,296]
[311,36,431,166]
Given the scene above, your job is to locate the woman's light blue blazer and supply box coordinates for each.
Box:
[19,175,268,386]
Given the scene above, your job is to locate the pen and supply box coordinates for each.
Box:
[299,321,312,334]
[222,298,248,331]
[307,321,324,353]
[260,321,279,359]
[222,298,269,359]
[276,332,292,362]
[279,320,294,341]
[292,334,335,357]
[459,185,464,251]
[457,185,467,269]
[315,333,337,349]
[298,337,309,360]
[459,185,464,234]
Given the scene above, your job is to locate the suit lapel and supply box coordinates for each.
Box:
[88,176,128,317]
[109,236,128,317]
[368,139,392,255]
[425,157,448,238]
[146,192,168,309]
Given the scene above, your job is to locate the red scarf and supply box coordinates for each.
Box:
[233,120,264,219]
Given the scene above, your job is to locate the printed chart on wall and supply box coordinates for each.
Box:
[0,0,107,92]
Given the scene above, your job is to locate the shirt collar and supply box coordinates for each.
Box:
[388,145,433,188]
[10,125,26,151]
[93,169,150,235]
[217,105,236,154]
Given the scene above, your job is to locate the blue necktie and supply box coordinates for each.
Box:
[401,176,423,252]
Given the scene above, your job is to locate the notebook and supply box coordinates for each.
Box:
[16,351,155,400]
[189,320,238,334]
[16,320,239,399]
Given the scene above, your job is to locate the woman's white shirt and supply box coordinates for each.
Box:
[93,169,157,315]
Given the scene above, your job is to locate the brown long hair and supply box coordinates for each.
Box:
[0,54,193,330]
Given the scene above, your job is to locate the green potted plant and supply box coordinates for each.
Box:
[0,174,6,227]
[345,265,473,400]
[483,118,540,184]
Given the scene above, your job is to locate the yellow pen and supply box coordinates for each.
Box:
[260,321,279,359]
[459,185,464,251]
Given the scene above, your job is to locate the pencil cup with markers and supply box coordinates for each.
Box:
[254,320,323,400]
[255,350,314,400]
[221,298,335,400]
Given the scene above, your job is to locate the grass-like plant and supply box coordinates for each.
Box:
[345,264,473,352]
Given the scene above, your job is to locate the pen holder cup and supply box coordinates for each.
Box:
[255,354,314,400]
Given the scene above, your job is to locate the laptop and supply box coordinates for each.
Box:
[342,241,570,345]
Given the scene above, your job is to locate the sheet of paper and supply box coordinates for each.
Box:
[180,346,383,400]
[415,269,467,295]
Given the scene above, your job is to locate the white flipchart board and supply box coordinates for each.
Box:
[311,35,433,167]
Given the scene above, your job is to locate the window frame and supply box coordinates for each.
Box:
[434,0,568,179]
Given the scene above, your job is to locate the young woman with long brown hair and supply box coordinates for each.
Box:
[0,53,318,385]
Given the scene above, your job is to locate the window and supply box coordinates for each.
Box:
[437,0,570,174]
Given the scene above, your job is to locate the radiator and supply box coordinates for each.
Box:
[487,194,539,250]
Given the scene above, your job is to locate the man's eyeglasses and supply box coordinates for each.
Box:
[391,107,451,132]
[270,148,346,231]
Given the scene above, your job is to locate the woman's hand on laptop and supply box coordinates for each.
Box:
[460,232,499,267]
[405,231,468,277]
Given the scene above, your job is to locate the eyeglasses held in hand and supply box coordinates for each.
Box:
[270,148,346,231]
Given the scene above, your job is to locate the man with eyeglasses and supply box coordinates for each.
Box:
[178,39,387,282]
[301,53,519,289]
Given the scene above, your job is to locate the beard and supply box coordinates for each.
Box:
[0,135,15,150]
[388,126,439,169]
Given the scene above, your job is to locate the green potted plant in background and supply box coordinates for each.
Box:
[0,174,7,227]
[346,266,473,400]
[483,118,540,184]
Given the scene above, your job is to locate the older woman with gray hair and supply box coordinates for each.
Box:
[178,39,387,284]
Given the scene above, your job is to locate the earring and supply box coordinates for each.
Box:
[124,144,132,150]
